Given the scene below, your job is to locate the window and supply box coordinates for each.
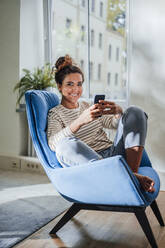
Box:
[99,33,102,49]
[108,44,112,60]
[116,47,119,62]
[81,25,85,42]
[90,29,94,47]
[100,1,103,18]
[81,0,85,7]
[65,18,72,37]
[98,64,101,80]
[89,62,93,80]
[115,73,118,86]
[107,72,111,85]
[66,18,72,29]
[80,60,84,71]
[91,0,95,12]
[48,0,128,101]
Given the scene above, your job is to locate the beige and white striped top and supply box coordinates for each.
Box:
[47,101,120,152]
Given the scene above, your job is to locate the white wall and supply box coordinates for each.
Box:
[0,0,27,156]
[0,0,44,157]
[130,0,165,174]
[20,0,44,73]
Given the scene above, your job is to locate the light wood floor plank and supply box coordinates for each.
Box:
[14,191,165,248]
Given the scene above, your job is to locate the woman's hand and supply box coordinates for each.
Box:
[70,104,103,133]
[98,100,123,115]
[77,104,103,125]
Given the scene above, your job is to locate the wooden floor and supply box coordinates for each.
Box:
[14,192,165,248]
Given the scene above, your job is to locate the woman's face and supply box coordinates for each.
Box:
[58,73,83,105]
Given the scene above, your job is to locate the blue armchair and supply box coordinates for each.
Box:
[25,90,164,248]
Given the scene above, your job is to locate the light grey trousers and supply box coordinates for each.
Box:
[56,106,148,167]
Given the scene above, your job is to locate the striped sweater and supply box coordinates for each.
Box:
[47,101,120,152]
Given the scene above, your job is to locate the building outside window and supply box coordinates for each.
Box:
[49,0,128,101]
[99,33,102,49]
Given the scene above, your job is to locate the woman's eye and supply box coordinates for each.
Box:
[67,82,73,86]
[78,82,83,86]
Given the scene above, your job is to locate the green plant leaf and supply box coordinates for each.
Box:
[13,63,56,105]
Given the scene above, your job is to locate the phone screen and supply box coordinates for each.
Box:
[94,95,105,104]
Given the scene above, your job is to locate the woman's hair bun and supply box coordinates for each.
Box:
[55,54,73,72]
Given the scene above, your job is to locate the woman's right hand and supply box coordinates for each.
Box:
[70,104,102,133]
[78,104,102,126]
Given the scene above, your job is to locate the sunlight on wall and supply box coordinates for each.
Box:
[130,0,165,172]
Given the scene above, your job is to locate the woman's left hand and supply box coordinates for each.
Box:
[98,100,123,115]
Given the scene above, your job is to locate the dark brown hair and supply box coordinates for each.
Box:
[53,55,84,85]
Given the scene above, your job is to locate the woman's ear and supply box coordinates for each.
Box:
[57,83,62,92]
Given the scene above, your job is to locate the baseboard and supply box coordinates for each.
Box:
[0,155,45,174]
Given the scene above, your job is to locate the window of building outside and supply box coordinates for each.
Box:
[116,47,119,62]
[107,72,111,85]
[81,25,85,42]
[108,44,112,60]
[91,0,95,12]
[98,63,101,81]
[99,2,103,18]
[80,59,84,72]
[89,61,93,80]
[48,0,129,102]
[115,73,118,86]
[99,33,102,49]
[81,0,85,7]
[90,29,94,47]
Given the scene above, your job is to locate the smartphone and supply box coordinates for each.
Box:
[94,94,105,104]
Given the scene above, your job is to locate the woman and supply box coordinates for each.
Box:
[47,55,155,193]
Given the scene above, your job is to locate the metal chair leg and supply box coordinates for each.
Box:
[135,209,158,248]
[150,200,165,226]
[50,203,81,234]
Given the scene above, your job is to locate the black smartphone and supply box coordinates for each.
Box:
[94,94,105,104]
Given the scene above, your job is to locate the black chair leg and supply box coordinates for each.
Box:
[150,200,165,226]
[135,209,158,248]
[50,203,81,234]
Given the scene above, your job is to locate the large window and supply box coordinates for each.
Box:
[47,0,129,101]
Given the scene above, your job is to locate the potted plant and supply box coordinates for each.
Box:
[13,63,56,106]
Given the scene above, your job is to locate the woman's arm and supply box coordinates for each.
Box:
[47,111,75,151]
[70,104,103,133]
[47,103,103,151]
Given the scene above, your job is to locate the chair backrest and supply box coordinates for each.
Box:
[25,90,62,169]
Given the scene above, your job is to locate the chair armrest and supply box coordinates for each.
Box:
[50,155,145,206]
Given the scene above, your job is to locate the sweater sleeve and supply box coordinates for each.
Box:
[101,114,121,129]
[47,109,74,152]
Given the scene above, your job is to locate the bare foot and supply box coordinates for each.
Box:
[134,173,155,193]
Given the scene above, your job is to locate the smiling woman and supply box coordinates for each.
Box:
[47,54,155,193]
[54,55,84,109]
